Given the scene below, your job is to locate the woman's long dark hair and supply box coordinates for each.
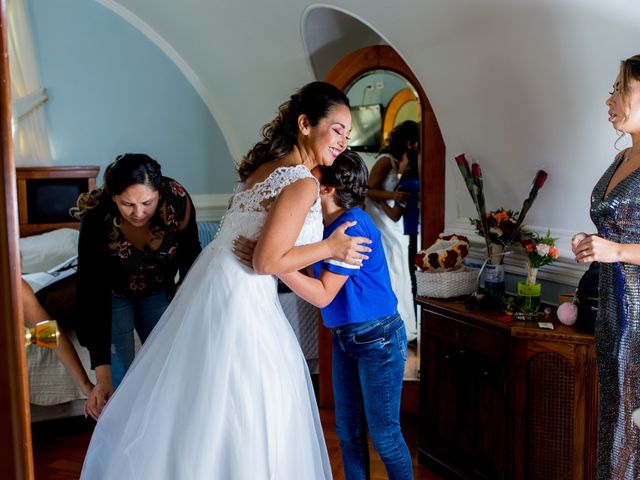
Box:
[71,154,164,247]
[318,150,369,210]
[380,120,420,160]
[71,153,162,218]
[237,82,350,181]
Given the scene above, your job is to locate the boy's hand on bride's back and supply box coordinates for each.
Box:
[233,235,257,269]
[327,221,372,265]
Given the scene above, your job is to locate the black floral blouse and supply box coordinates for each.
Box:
[76,177,202,368]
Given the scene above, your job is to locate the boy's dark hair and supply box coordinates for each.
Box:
[319,150,369,209]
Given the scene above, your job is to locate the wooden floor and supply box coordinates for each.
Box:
[31,408,441,479]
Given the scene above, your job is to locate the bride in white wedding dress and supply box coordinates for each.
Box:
[80,82,370,480]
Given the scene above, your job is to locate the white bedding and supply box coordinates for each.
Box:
[20,228,90,420]
[27,330,95,406]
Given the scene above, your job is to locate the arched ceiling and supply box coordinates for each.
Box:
[302,6,386,80]
[97,0,640,232]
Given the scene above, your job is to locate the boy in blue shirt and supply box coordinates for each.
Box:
[278,150,413,480]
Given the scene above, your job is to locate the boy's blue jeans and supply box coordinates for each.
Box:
[331,312,413,480]
[110,289,170,388]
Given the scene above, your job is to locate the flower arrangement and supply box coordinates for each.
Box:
[415,234,470,271]
[520,229,559,285]
[470,208,521,247]
[455,154,548,259]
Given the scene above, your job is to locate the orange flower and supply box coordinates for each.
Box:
[494,210,509,223]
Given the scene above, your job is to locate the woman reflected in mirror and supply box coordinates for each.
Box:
[366,120,420,343]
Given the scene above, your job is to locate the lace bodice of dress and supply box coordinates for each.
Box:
[223,165,323,246]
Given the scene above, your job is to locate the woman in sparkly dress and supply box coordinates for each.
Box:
[572,54,640,479]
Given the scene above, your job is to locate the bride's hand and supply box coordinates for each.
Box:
[326,221,372,265]
[233,235,257,269]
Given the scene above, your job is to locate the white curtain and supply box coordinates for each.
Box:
[7,0,52,166]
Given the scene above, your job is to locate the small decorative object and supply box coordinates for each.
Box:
[415,234,478,298]
[517,230,559,313]
[455,153,548,303]
[557,301,578,326]
[414,234,469,272]
[470,208,520,300]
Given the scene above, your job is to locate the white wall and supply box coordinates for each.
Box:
[104,0,637,219]
[98,0,639,283]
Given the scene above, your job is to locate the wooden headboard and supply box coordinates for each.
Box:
[16,166,100,237]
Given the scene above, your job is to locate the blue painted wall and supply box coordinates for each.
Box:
[26,0,236,194]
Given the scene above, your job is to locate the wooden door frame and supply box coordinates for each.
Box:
[319,45,446,407]
[0,1,34,478]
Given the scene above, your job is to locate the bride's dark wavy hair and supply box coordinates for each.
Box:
[318,150,369,210]
[237,81,350,181]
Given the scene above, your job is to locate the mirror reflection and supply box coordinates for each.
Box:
[345,71,422,380]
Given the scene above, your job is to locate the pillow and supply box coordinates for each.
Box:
[20,228,79,274]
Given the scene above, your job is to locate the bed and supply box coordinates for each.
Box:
[17,166,99,422]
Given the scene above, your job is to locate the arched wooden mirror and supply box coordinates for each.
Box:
[319,45,445,410]
[383,87,421,140]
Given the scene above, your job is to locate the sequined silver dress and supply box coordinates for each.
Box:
[591,151,640,479]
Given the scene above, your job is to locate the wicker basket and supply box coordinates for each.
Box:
[416,267,480,298]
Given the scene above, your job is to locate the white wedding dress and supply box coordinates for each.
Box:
[80,165,332,480]
[366,154,417,342]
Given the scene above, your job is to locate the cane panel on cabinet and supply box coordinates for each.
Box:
[418,297,598,480]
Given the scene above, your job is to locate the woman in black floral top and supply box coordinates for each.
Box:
[73,153,201,418]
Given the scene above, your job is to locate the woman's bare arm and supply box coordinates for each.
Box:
[252,178,371,274]
[22,280,94,399]
[367,155,409,204]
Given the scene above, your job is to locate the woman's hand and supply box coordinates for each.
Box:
[85,366,113,420]
[85,380,112,420]
[389,189,410,204]
[571,232,589,255]
[326,221,372,265]
[574,234,620,263]
[233,236,257,269]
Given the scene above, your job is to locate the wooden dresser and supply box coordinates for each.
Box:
[417,297,598,480]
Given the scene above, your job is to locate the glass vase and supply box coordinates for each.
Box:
[517,281,541,314]
[482,244,505,300]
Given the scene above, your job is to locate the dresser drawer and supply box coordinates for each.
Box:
[423,310,506,361]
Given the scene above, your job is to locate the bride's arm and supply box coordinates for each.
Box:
[251,178,370,275]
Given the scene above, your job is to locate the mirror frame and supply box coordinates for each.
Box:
[319,45,445,408]
[382,87,420,141]
[0,1,34,477]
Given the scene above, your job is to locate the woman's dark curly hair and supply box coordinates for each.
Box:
[380,120,420,160]
[318,150,369,210]
[70,153,164,248]
[71,153,162,218]
[237,81,350,181]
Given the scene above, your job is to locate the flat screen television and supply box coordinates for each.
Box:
[26,179,84,224]
[348,104,382,152]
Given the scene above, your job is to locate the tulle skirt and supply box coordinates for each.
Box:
[80,239,331,479]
